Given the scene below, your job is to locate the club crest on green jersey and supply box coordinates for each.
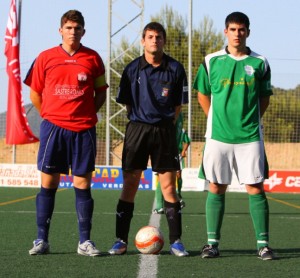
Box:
[244,65,255,76]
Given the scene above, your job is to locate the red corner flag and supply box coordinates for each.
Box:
[4,0,39,144]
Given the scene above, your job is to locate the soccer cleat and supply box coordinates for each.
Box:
[180,199,186,209]
[201,244,220,258]
[152,208,164,214]
[257,246,275,260]
[29,239,50,255]
[77,240,101,257]
[170,239,189,257]
[108,239,127,255]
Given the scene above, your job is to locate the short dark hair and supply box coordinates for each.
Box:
[61,10,85,28]
[225,12,250,30]
[142,22,166,41]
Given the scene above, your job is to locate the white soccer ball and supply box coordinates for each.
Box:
[135,226,164,254]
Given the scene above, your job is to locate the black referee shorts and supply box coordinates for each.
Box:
[122,121,180,172]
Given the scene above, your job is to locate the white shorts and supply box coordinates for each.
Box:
[202,139,266,185]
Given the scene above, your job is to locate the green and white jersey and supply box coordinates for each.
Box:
[178,129,191,153]
[193,47,273,144]
[175,112,191,152]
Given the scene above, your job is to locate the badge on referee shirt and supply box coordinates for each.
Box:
[162,87,169,97]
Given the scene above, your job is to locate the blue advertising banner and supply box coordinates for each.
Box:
[59,166,153,190]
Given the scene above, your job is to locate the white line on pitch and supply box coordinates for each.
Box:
[137,201,161,278]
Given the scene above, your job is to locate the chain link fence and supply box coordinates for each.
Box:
[1,2,300,171]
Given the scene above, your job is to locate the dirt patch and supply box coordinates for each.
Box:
[0,139,299,170]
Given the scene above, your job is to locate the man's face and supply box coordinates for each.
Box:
[141,30,165,55]
[224,23,249,48]
[59,20,85,46]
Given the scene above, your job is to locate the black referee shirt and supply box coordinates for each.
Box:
[116,53,188,124]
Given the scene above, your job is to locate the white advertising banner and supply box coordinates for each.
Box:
[182,168,208,191]
[182,168,247,192]
[0,164,40,188]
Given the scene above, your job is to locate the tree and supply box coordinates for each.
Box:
[263,87,300,142]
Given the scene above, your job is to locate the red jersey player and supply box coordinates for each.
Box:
[24,10,108,256]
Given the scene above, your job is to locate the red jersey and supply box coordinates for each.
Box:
[24,45,108,132]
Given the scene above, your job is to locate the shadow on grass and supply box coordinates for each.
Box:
[185,248,300,260]
[27,247,300,260]
[47,251,139,257]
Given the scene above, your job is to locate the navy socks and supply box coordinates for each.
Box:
[36,187,57,242]
[74,187,94,244]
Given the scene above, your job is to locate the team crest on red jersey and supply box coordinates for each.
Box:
[78,72,87,81]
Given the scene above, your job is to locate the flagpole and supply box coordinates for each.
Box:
[11,0,22,163]
[18,0,22,41]
[11,0,21,163]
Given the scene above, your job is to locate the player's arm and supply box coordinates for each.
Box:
[94,74,108,112]
[94,88,107,112]
[181,132,190,157]
[194,61,211,117]
[197,92,211,117]
[116,68,132,117]
[30,89,42,113]
[174,105,182,124]
[125,105,132,115]
[181,142,190,158]
[259,96,270,117]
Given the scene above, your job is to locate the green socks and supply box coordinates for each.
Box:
[249,193,269,249]
[205,191,270,249]
[155,181,164,209]
[177,177,183,199]
[206,192,225,246]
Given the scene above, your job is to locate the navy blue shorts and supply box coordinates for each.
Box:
[38,120,96,175]
[122,121,180,172]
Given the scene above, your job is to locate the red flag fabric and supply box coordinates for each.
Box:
[4,0,39,145]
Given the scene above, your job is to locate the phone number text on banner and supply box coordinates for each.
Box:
[0,164,40,188]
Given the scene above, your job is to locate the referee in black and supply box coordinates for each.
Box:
[108,22,189,256]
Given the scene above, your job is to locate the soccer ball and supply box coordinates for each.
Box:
[135,226,164,254]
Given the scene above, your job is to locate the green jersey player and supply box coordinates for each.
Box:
[175,112,191,202]
[193,12,275,260]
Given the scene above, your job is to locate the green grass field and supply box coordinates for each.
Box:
[0,188,299,278]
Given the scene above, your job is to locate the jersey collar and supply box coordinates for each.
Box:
[225,45,251,55]
[59,43,83,56]
[139,53,169,70]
